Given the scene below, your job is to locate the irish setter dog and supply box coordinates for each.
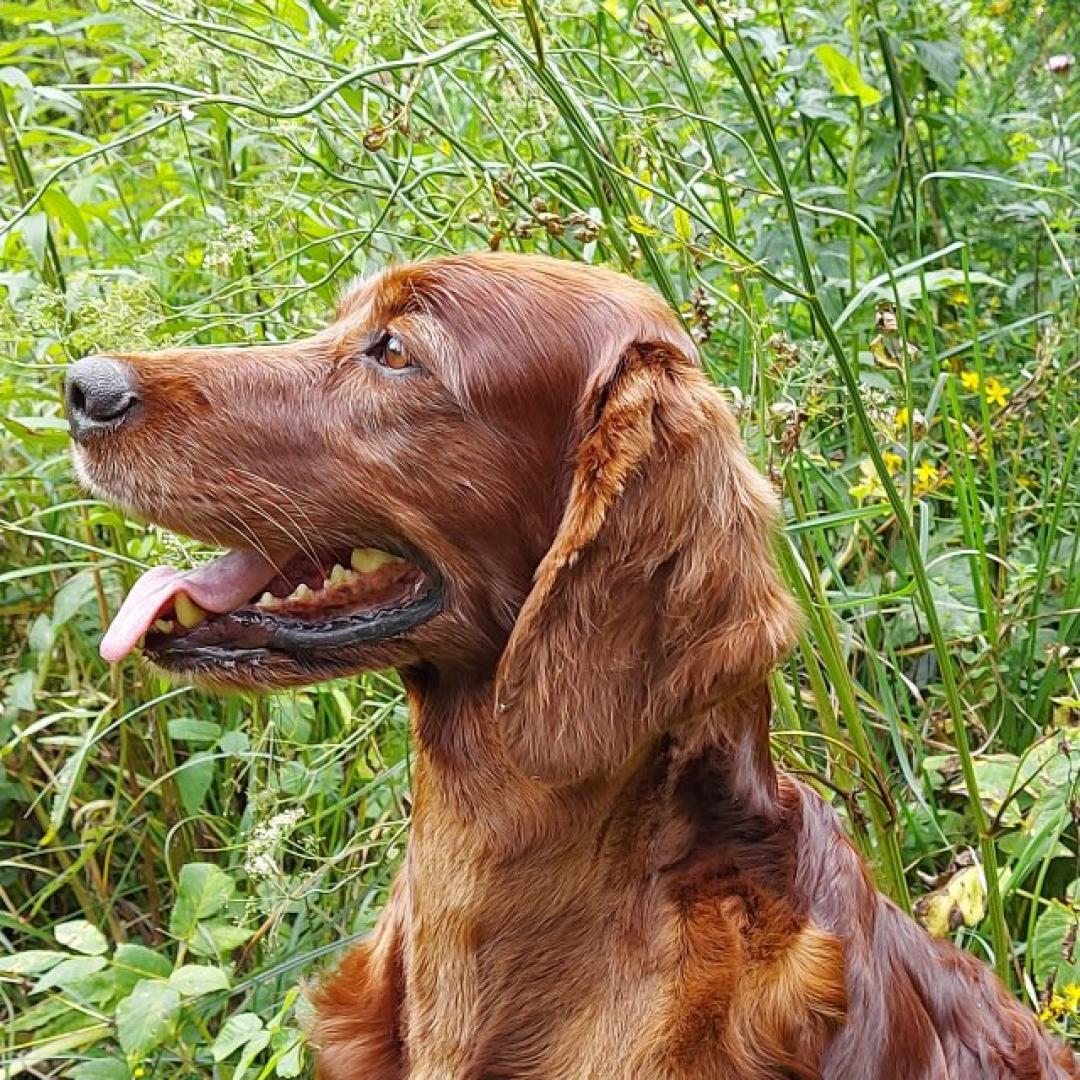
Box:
[66,253,1077,1078]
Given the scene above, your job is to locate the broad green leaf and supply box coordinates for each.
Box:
[42,187,89,245]
[33,955,107,993]
[169,863,235,940]
[175,752,216,816]
[18,212,49,268]
[213,1012,265,1062]
[167,718,222,743]
[169,963,230,997]
[51,570,100,631]
[70,1059,131,1080]
[55,919,108,956]
[235,1029,273,1078]
[115,980,181,1059]
[112,943,172,994]
[913,38,964,95]
[189,920,253,959]
[815,44,881,106]
[1032,902,1080,987]
[219,730,250,756]
[0,950,66,976]
[274,1033,305,1077]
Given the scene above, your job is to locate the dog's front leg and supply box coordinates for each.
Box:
[310,877,408,1080]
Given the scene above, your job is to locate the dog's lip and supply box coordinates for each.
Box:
[143,582,444,665]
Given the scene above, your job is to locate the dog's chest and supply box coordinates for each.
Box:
[399,815,678,1078]
[402,906,673,1080]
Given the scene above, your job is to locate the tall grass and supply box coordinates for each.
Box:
[1,1,1078,1075]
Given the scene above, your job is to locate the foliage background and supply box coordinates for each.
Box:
[1,0,1078,1075]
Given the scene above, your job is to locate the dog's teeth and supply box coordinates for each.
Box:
[291,583,314,601]
[174,593,208,628]
[350,547,396,573]
[257,592,275,608]
[329,563,350,586]
[153,619,175,634]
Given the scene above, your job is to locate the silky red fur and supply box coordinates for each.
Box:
[75,254,1078,1078]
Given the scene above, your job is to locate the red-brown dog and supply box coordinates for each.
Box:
[67,253,1078,1078]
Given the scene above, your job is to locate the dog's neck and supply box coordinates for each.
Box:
[404,674,781,858]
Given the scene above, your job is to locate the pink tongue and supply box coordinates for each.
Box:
[100,549,281,663]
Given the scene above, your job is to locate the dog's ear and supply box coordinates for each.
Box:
[495,341,799,783]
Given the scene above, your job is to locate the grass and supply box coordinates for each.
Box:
[1,0,1079,1075]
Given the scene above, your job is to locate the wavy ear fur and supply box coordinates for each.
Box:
[495,341,799,783]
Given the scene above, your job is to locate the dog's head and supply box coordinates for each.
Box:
[68,253,797,779]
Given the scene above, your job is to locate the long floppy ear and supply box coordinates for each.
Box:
[495,341,800,783]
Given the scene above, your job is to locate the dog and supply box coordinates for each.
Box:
[66,253,1078,1078]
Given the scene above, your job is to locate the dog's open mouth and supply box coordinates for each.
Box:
[101,544,443,670]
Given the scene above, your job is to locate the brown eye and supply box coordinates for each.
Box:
[367,332,413,372]
[382,335,409,369]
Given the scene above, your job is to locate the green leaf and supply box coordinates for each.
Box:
[308,0,342,29]
[0,415,71,447]
[189,920,253,960]
[912,38,964,95]
[33,955,107,993]
[815,44,881,106]
[219,730,250,756]
[627,214,660,237]
[55,919,108,956]
[169,863,235,940]
[0,65,33,92]
[881,267,1006,306]
[70,1060,130,1080]
[51,570,100,631]
[672,206,692,244]
[2,669,35,712]
[115,980,181,1059]
[41,187,89,246]
[18,211,49,268]
[1032,902,1080,986]
[176,752,216,816]
[212,1012,265,1062]
[274,1032,305,1077]
[112,944,172,995]
[169,963,230,997]
[0,950,66,976]
[167,718,222,744]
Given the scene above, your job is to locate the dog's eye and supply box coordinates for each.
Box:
[367,332,413,372]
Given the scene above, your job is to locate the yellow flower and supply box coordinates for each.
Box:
[849,459,885,501]
[883,451,903,475]
[915,460,940,495]
[1041,984,1080,1023]
[893,406,927,438]
[984,377,1009,408]
[1041,996,1065,1022]
[960,370,980,392]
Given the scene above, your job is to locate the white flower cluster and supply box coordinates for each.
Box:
[244,806,304,881]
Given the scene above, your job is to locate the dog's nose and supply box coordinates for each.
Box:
[65,355,140,441]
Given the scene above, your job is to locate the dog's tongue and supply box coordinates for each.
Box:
[100,549,280,663]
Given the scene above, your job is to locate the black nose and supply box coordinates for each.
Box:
[65,356,140,441]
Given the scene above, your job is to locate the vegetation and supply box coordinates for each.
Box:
[1,0,1078,1074]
